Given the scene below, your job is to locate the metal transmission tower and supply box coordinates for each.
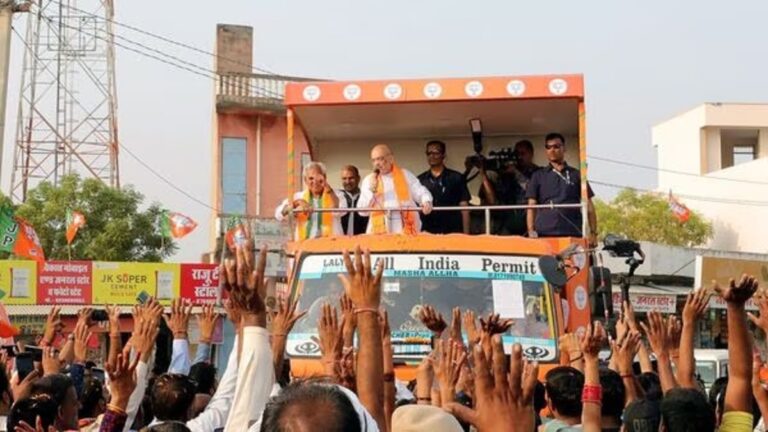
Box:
[10,0,119,202]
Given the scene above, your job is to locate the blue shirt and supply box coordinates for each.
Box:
[526,162,593,237]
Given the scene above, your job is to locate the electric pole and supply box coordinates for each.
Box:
[0,1,29,194]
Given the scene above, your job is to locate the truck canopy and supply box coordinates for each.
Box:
[283,74,587,201]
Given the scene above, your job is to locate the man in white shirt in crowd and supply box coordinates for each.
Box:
[358,144,433,234]
[276,161,347,240]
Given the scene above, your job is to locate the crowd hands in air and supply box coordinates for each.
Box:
[4,230,768,432]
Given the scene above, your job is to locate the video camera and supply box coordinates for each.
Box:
[466,118,519,173]
[466,147,519,173]
[603,234,641,259]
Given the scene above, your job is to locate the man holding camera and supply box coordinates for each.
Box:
[418,140,471,234]
[526,133,597,245]
[476,140,540,235]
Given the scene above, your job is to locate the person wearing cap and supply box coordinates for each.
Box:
[391,405,463,432]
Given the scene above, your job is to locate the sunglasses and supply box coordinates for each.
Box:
[545,144,563,150]
[425,151,444,156]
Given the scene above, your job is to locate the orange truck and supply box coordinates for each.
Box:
[279,74,596,379]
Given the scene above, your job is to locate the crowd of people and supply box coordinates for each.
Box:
[2,228,768,432]
[275,133,598,243]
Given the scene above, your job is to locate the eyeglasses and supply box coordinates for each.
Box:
[544,143,563,150]
[425,151,444,156]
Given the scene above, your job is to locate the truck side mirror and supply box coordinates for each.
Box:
[539,255,566,292]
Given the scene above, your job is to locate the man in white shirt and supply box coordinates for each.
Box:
[275,161,347,240]
[358,144,433,234]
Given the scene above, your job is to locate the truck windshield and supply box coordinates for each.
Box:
[286,252,558,362]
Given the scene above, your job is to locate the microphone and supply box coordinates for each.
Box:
[371,169,380,193]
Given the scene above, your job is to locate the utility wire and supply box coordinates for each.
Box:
[591,179,768,207]
[588,155,768,186]
[40,12,283,100]
[48,0,282,76]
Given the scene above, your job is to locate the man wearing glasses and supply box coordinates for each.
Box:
[418,140,471,234]
[526,133,598,246]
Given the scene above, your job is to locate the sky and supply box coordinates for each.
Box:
[2,0,768,261]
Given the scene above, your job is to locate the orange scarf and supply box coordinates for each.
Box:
[295,189,334,239]
[371,164,417,235]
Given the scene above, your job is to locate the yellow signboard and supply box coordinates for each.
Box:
[92,262,180,305]
[695,255,768,291]
[0,260,37,305]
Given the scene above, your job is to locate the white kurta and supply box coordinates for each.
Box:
[275,191,347,240]
[357,168,433,234]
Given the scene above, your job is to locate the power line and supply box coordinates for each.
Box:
[39,12,283,100]
[118,143,217,212]
[588,155,768,186]
[590,179,768,207]
[48,0,282,77]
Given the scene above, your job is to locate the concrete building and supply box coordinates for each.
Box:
[209,25,313,258]
[653,103,768,254]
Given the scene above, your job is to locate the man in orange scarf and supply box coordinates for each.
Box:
[275,161,347,240]
[358,144,433,234]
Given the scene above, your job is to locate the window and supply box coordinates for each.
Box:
[720,129,758,169]
[732,145,756,166]
[221,137,247,214]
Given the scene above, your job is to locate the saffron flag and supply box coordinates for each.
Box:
[161,212,198,239]
[65,209,86,245]
[225,218,247,251]
[668,192,690,223]
[0,207,45,262]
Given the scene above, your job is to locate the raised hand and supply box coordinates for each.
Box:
[419,305,447,336]
[42,306,62,346]
[480,313,514,335]
[106,305,120,335]
[133,312,160,363]
[715,274,759,305]
[434,339,468,408]
[449,307,463,343]
[339,294,357,347]
[106,348,141,411]
[338,247,383,310]
[683,289,711,325]
[224,243,269,323]
[463,310,481,347]
[580,321,607,361]
[165,298,193,340]
[73,315,93,364]
[612,330,642,375]
[316,303,344,377]
[198,303,220,344]
[446,339,539,432]
[41,346,60,376]
[750,296,768,333]
[640,311,672,357]
[271,296,307,337]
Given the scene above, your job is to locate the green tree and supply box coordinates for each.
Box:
[595,188,713,247]
[7,174,176,261]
